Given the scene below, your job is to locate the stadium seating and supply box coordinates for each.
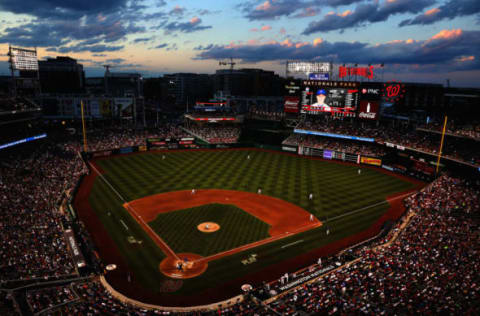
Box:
[1,123,478,315]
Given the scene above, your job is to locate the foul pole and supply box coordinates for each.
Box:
[435,116,448,175]
[81,100,88,152]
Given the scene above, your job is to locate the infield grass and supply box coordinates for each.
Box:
[86,149,416,298]
[148,203,271,257]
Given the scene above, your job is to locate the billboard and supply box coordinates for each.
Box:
[358,100,380,120]
[358,83,382,120]
[360,156,382,166]
[284,96,300,113]
[308,73,329,81]
[301,81,359,115]
[287,61,331,75]
[114,98,133,118]
[9,47,38,71]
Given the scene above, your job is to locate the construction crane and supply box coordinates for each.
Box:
[103,64,116,96]
[219,58,236,71]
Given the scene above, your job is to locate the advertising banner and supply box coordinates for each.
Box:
[282,146,297,152]
[119,147,133,154]
[284,96,300,113]
[64,229,86,268]
[358,100,379,120]
[294,129,374,143]
[138,145,147,152]
[308,73,329,81]
[360,156,382,166]
[323,150,332,159]
[92,150,112,157]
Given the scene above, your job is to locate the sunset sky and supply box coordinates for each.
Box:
[0,0,479,86]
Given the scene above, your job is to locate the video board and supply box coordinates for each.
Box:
[9,47,38,71]
[301,80,359,116]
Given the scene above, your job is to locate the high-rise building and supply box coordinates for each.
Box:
[214,68,283,97]
[36,56,85,94]
[163,73,213,106]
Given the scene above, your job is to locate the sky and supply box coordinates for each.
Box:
[0,0,479,87]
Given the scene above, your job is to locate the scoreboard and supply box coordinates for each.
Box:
[301,81,359,116]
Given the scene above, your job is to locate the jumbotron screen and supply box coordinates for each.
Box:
[9,47,38,71]
[301,81,359,116]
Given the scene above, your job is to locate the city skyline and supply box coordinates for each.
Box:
[0,0,479,86]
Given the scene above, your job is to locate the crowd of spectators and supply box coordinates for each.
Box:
[265,175,479,315]
[0,142,86,283]
[85,124,190,152]
[283,134,386,157]
[26,285,79,314]
[0,97,40,113]
[418,120,480,140]
[186,126,241,144]
[25,279,266,315]
[296,118,480,166]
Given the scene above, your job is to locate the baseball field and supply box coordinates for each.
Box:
[74,148,421,306]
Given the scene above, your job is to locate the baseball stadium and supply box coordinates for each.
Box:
[1,5,480,313]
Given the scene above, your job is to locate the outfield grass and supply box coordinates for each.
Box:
[87,149,415,297]
[148,203,271,257]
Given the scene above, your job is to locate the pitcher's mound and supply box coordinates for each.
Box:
[197,222,220,233]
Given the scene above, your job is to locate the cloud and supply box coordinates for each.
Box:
[154,43,168,49]
[240,0,363,20]
[92,53,107,57]
[241,0,310,20]
[399,0,480,27]
[48,44,124,53]
[0,0,132,20]
[250,25,272,32]
[162,17,212,34]
[194,29,480,72]
[197,9,220,16]
[166,43,178,51]
[303,0,435,34]
[293,7,320,18]
[193,44,215,51]
[133,37,155,43]
[106,58,126,64]
[169,5,186,17]
[0,0,147,52]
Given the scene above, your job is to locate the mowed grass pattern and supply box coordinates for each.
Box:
[87,149,416,295]
[148,203,271,257]
[96,150,414,219]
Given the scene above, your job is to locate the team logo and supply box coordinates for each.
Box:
[382,80,406,102]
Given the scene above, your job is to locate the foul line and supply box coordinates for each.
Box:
[195,221,321,265]
[327,192,413,223]
[120,220,129,231]
[89,162,180,261]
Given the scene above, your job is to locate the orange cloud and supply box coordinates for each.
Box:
[339,10,352,17]
[190,17,200,24]
[295,42,309,48]
[425,8,440,16]
[432,29,463,40]
[256,1,272,11]
[458,56,475,62]
[261,25,272,31]
[313,38,323,46]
